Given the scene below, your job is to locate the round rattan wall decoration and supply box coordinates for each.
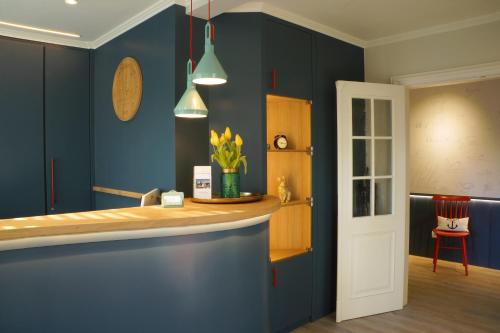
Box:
[112,57,143,121]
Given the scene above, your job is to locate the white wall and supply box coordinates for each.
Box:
[409,78,500,198]
[365,20,500,83]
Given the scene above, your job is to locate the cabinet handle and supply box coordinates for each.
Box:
[272,267,278,287]
[51,159,55,211]
[271,69,278,89]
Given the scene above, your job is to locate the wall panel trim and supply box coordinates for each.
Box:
[391,61,500,88]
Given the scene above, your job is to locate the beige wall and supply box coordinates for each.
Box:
[365,20,500,83]
[409,78,500,198]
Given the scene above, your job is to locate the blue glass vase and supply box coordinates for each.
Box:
[221,168,240,198]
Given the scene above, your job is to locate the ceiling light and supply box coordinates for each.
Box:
[65,0,78,5]
[192,30,228,86]
[192,0,228,86]
[0,20,80,38]
[174,0,208,118]
[174,60,208,118]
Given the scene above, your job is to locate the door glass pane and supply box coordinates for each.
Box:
[352,98,371,136]
[374,99,392,136]
[353,180,371,217]
[353,139,371,176]
[375,139,392,176]
[375,179,392,215]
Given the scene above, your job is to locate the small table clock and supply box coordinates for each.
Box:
[274,135,288,149]
[161,190,184,208]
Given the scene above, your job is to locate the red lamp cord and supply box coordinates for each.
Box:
[189,0,194,71]
[208,0,214,41]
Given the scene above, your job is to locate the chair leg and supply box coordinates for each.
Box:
[462,237,468,276]
[433,236,440,272]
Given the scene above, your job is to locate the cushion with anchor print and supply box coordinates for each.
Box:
[436,216,469,232]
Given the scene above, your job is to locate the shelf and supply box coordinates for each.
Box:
[267,148,310,153]
[267,94,312,257]
[270,248,309,262]
[281,200,310,207]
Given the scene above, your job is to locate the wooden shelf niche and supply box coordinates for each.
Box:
[267,94,312,262]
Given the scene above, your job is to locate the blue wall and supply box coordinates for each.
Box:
[93,5,209,206]
[93,7,179,209]
[410,195,500,270]
[175,11,209,197]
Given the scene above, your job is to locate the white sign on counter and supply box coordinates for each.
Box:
[193,166,212,199]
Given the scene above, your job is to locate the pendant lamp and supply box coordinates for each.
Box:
[192,0,227,85]
[174,0,208,118]
[174,60,208,118]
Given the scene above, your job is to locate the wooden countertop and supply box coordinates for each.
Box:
[0,196,280,242]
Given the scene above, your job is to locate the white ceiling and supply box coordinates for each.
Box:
[0,0,164,46]
[0,0,499,48]
[243,0,500,40]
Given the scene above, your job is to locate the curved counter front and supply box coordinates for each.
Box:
[0,196,280,333]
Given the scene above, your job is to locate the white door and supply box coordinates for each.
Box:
[336,81,408,322]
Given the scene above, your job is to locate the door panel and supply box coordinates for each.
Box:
[45,46,91,213]
[265,19,312,99]
[270,253,312,332]
[336,81,407,322]
[0,38,45,218]
[351,231,395,298]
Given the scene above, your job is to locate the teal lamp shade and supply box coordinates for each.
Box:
[192,23,227,85]
[174,60,208,118]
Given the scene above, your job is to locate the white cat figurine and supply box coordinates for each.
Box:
[277,176,291,203]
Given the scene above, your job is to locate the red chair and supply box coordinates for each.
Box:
[432,195,471,275]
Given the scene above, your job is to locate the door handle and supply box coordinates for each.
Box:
[271,69,278,89]
[51,158,55,211]
[272,267,278,288]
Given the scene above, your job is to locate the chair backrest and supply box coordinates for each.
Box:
[432,195,471,219]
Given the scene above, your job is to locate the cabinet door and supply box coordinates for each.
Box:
[270,253,312,332]
[310,33,364,319]
[265,19,312,99]
[45,46,91,214]
[0,38,45,218]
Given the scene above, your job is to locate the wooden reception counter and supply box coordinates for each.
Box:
[0,196,280,249]
[0,196,280,333]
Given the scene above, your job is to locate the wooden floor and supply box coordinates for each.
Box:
[294,255,500,333]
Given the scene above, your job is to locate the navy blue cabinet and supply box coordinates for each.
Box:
[265,19,312,100]
[0,38,91,218]
[45,45,91,214]
[0,38,45,218]
[208,12,363,329]
[270,253,313,332]
[310,33,364,320]
[208,13,267,194]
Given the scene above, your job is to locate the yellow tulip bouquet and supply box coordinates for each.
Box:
[210,127,248,174]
